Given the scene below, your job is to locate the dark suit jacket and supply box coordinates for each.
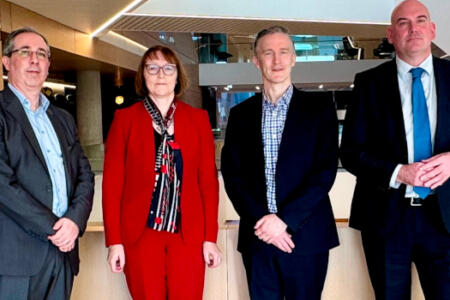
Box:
[221,87,339,255]
[0,86,94,276]
[340,57,450,237]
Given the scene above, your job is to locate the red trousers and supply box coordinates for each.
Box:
[123,229,205,300]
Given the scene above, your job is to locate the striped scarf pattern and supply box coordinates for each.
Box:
[144,97,183,233]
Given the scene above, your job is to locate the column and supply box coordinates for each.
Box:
[76,70,104,171]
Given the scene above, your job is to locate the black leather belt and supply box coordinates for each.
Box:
[405,194,437,207]
[405,197,423,206]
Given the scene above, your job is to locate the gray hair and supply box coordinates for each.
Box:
[2,27,51,57]
[253,25,294,55]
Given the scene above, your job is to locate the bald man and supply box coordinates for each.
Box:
[341,1,450,299]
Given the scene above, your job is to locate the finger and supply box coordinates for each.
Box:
[421,167,442,180]
[421,158,443,169]
[111,256,122,272]
[203,250,211,265]
[52,219,64,231]
[284,236,295,249]
[212,254,221,268]
[254,217,266,229]
[275,239,290,253]
[119,254,126,270]
[425,174,444,189]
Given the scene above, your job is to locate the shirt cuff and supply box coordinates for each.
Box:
[389,164,403,189]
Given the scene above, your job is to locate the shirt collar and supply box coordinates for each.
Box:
[8,83,50,112]
[396,54,433,80]
[262,84,293,109]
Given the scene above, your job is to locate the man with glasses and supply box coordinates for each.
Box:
[341,0,450,298]
[221,26,339,299]
[0,27,94,299]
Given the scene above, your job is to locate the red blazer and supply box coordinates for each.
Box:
[102,100,219,247]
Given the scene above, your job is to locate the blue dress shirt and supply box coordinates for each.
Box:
[9,83,68,217]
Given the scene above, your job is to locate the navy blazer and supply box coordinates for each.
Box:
[340,57,450,237]
[0,86,94,276]
[221,87,339,255]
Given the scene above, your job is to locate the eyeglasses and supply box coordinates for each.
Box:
[145,64,177,76]
[11,48,50,60]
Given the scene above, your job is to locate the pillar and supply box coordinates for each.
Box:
[76,70,104,171]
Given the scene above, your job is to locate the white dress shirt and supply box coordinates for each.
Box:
[389,55,437,197]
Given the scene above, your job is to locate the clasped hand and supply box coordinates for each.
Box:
[48,217,79,252]
[254,214,295,253]
[397,152,450,189]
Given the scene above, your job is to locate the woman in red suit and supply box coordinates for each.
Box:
[102,45,221,300]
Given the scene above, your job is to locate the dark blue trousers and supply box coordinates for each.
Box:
[242,248,329,300]
[361,196,450,300]
[0,245,73,300]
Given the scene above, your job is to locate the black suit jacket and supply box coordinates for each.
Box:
[340,57,450,237]
[0,86,94,276]
[221,87,339,255]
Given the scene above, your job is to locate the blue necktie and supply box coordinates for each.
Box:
[410,67,431,199]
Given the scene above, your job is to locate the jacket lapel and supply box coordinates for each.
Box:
[251,95,266,189]
[387,60,408,159]
[3,86,48,173]
[433,57,450,153]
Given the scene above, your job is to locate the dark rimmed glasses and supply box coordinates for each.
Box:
[145,64,177,76]
[11,48,50,60]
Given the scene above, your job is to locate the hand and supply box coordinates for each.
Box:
[271,231,295,253]
[254,214,287,243]
[420,152,450,189]
[48,218,79,251]
[107,244,125,273]
[203,241,221,268]
[58,241,75,253]
[396,162,427,187]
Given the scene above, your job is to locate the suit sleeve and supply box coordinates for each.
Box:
[221,108,268,223]
[197,111,219,243]
[102,110,127,246]
[0,111,58,241]
[340,73,398,189]
[279,99,339,232]
[62,113,94,236]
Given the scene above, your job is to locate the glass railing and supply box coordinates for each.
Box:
[193,33,391,64]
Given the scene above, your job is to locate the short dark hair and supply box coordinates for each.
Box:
[135,45,188,99]
[253,26,294,55]
[2,27,51,57]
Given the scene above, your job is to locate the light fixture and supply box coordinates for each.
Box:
[350,84,355,88]
[115,95,125,105]
[90,0,146,37]
[4,76,77,90]
[255,86,260,90]
[318,84,324,89]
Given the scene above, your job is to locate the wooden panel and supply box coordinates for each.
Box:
[226,228,250,300]
[203,229,228,300]
[72,233,131,300]
[0,0,12,33]
[10,4,76,53]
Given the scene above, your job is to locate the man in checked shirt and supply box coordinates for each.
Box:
[221,26,339,300]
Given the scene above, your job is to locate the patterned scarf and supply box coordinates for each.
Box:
[144,96,183,233]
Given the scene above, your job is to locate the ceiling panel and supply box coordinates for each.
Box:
[7,0,136,33]
[112,15,388,38]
